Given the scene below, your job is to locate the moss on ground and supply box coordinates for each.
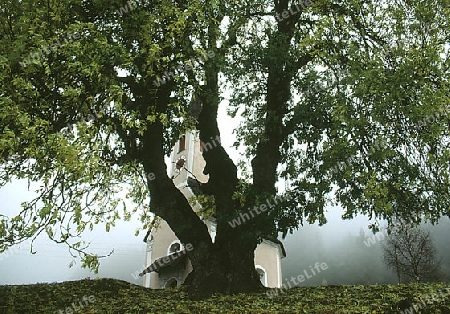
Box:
[0,278,449,313]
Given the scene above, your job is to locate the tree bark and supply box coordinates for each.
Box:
[178,19,263,298]
[184,238,263,299]
[142,99,263,298]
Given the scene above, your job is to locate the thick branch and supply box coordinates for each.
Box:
[143,120,212,247]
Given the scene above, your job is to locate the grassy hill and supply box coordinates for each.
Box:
[0,278,449,313]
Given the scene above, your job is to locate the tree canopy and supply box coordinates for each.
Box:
[1,0,449,297]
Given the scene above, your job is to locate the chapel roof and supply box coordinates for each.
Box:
[139,250,188,277]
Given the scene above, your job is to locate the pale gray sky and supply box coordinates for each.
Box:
[0,179,147,285]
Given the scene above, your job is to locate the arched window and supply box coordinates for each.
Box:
[167,240,183,255]
[178,136,186,152]
[255,265,267,287]
[165,278,178,288]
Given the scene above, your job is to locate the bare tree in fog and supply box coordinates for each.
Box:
[382,223,441,283]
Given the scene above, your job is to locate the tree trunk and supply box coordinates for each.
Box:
[184,239,264,299]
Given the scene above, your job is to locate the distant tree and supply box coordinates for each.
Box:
[382,223,441,283]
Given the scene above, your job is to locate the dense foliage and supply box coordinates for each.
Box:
[1,0,449,297]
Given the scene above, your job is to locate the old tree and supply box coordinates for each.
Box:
[1,0,449,298]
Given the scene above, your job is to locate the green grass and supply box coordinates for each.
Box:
[0,278,449,313]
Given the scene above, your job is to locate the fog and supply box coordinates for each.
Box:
[281,212,450,287]
[0,180,147,286]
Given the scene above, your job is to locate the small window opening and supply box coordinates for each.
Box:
[178,136,186,152]
[169,242,181,254]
